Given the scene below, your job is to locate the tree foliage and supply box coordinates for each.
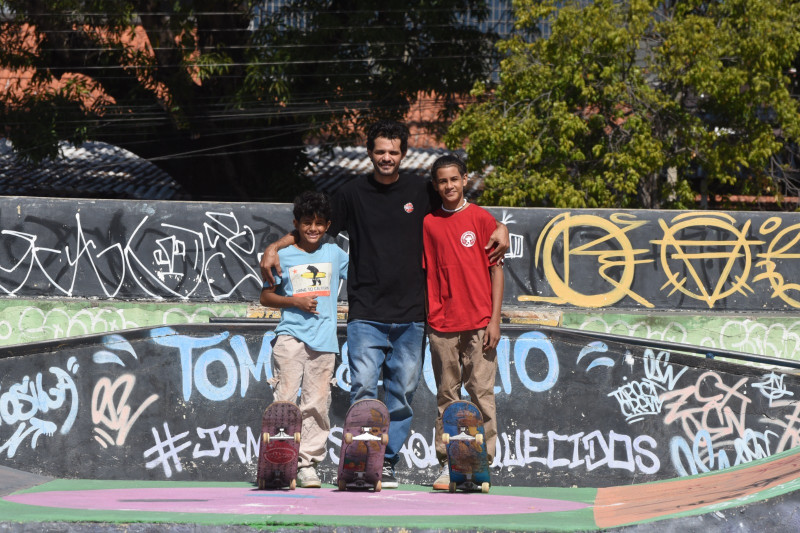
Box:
[0,0,495,201]
[446,0,800,209]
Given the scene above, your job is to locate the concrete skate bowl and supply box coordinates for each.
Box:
[1,322,799,490]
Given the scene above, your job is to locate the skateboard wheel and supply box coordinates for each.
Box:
[344,432,353,445]
[294,432,301,443]
[290,479,297,490]
[442,433,450,445]
[375,480,382,492]
[449,481,456,493]
[475,433,484,446]
[263,432,270,445]
[481,482,490,494]
[338,478,346,491]
[381,434,388,446]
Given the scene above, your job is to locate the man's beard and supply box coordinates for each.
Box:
[373,163,397,176]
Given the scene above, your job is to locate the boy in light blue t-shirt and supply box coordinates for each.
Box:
[261,191,348,488]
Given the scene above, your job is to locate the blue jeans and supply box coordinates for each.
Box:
[347,319,425,466]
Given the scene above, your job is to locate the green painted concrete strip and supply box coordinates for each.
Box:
[564,312,800,366]
[0,299,247,347]
[7,298,800,366]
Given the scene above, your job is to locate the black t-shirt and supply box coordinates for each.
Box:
[329,174,439,323]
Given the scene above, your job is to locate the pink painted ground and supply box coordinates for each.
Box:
[5,487,589,516]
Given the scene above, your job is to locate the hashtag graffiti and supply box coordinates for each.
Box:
[144,422,192,477]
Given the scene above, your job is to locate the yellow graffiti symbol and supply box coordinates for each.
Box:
[653,213,763,308]
[520,213,653,308]
[753,217,800,308]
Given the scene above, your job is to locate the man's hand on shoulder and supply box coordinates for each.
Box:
[487,222,510,265]
[259,231,299,285]
[260,244,281,286]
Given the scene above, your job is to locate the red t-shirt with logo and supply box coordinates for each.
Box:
[422,203,497,332]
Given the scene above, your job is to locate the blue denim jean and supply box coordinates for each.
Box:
[346,319,425,466]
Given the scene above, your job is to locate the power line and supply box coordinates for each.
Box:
[5,7,509,18]
[3,37,498,53]
[17,54,491,70]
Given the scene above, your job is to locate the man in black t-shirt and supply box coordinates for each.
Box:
[260,121,508,488]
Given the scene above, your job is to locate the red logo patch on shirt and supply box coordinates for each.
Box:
[404,202,414,213]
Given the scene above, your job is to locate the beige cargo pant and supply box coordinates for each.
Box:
[270,335,335,468]
[430,328,498,465]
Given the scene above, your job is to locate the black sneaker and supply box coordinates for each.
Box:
[381,459,398,489]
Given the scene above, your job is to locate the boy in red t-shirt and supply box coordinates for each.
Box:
[422,154,504,490]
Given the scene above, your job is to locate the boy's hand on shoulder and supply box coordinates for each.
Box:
[484,321,501,351]
[294,295,319,314]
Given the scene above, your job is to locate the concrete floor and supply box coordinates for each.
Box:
[2,447,800,532]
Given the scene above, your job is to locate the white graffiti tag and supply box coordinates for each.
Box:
[0,358,79,457]
[753,372,794,406]
[144,422,259,478]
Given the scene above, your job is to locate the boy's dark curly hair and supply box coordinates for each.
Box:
[430,154,467,180]
[293,191,331,222]
[366,120,409,153]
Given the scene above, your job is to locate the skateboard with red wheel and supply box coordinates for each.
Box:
[442,400,490,493]
[337,399,389,491]
[256,401,301,490]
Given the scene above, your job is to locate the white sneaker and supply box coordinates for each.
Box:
[433,464,450,490]
[297,466,321,488]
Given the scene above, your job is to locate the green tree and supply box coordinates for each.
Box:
[0,1,495,201]
[447,0,800,209]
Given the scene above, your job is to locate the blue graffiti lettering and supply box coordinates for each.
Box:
[231,332,275,397]
[194,348,238,401]
[151,327,274,402]
[0,363,79,458]
[514,331,559,392]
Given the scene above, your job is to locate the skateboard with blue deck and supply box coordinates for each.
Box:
[337,399,389,491]
[257,401,301,490]
[442,400,490,493]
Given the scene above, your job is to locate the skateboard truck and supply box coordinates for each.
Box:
[344,471,372,490]
[344,426,389,445]
[441,426,484,446]
[263,426,302,444]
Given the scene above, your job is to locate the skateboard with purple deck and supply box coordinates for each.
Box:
[256,401,301,490]
[337,399,389,491]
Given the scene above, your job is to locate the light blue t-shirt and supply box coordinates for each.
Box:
[264,242,348,353]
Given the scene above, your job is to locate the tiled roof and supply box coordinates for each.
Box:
[0,139,189,200]
[305,145,484,198]
[0,139,483,201]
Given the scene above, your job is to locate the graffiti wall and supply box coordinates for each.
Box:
[4,197,800,311]
[1,323,798,487]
